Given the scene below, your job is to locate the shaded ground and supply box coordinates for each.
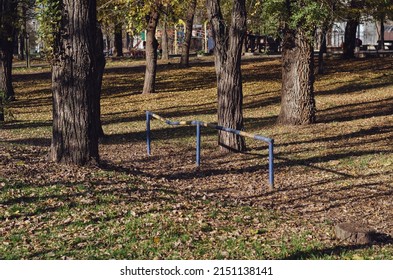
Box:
[1,56,392,259]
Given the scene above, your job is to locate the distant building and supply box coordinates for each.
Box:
[327,20,393,49]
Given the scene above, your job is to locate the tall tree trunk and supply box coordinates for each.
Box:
[0,45,14,101]
[50,0,100,165]
[343,0,361,59]
[207,0,246,152]
[142,10,159,94]
[106,37,111,54]
[343,19,358,59]
[180,0,197,67]
[318,26,328,75]
[95,26,106,138]
[278,28,316,125]
[19,33,25,60]
[0,93,3,121]
[161,19,169,60]
[0,0,17,101]
[114,21,123,57]
[379,17,385,50]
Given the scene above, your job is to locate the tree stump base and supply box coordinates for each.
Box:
[335,223,376,244]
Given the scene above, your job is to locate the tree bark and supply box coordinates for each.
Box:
[0,45,15,101]
[0,94,3,121]
[114,21,123,57]
[95,25,106,138]
[50,0,101,165]
[379,17,385,50]
[19,33,25,60]
[106,37,111,54]
[180,0,197,67]
[142,10,159,94]
[343,0,361,59]
[161,19,169,60]
[207,0,246,152]
[278,28,316,125]
[343,19,358,59]
[0,0,17,101]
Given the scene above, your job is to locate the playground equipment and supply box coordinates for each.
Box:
[145,111,274,189]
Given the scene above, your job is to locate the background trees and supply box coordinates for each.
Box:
[342,0,363,59]
[6,0,393,163]
[143,6,161,94]
[179,0,197,67]
[364,0,393,50]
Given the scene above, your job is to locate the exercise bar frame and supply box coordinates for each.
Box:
[145,111,274,189]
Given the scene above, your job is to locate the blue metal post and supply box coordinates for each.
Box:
[268,140,274,189]
[196,122,201,167]
[146,111,151,155]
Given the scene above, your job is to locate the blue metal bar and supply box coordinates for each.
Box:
[196,122,201,167]
[146,111,151,155]
[145,111,275,189]
[268,140,274,189]
[254,134,272,144]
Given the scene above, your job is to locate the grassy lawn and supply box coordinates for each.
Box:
[1,55,392,259]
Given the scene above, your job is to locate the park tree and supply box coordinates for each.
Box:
[143,6,160,93]
[114,20,124,56]
[161,12,170,60]
[0,0,18,101]
[97,0,128,57]
[266,0,330,125]
[159,4,179,60]
[39,0,103,165]
[180,0,197,66]
[364,0,393,50]
[342,0,363,58]
[124,0,167,93]
[207,0,247,152]
[317,0,338,74]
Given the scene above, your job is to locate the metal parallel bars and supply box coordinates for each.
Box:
[145,111,274,189]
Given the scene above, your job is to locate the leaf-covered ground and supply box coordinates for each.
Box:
[1,56,392,259]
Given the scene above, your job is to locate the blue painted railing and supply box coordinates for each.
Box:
[145,111,274,189]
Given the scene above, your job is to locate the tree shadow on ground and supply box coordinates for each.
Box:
[284,233,393,259]
[1,137,51,147]
[277,125,393,148]
[318,97,393,124]
[10,90,52,109]
[13,71,51,82]
[0,120,52,130]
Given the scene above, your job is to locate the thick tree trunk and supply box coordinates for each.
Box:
[114,22,123,57]
[142,11,159,94]
[161,19,169,60]
[207,0,246,152]
[50,0,100,165]
[318,26,328,75]
[180,0,197,67]
[343,19,358,59]
[278,28,316,125]
[0,0,17,101]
